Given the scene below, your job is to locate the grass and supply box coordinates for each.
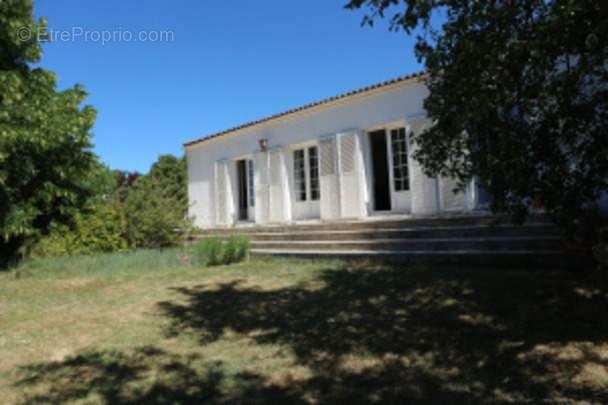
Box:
[11,248,186,279]
[1,251,607,404]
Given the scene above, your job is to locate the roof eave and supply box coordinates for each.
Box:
[183,71,428,149]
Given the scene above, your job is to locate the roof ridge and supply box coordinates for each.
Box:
[183,71,428,148]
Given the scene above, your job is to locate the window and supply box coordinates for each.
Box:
[248,159,255,207]
[294,149,306,201]
[391,127,409,191]
[293,146,320,202]
[309,146,320,200]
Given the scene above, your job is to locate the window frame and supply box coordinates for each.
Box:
[308,145,320,201]
[293,148,307,202]
[293,145,321,203]
[248,159,255,207]
[390,127,410,192]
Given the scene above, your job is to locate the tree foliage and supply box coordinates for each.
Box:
[346,0,607,231]
[30,204,129,257]
[0,2,190,263]
[30,154,189,256]
[117,154,190,249]
[0,0,99,264]
[114,170,142,190]
[148,154,188,214]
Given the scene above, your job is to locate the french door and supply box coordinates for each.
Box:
[369,126,411,213]
[236,158,255,221]
[292,145,320,219]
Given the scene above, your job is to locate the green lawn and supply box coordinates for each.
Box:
[1,252,607,404]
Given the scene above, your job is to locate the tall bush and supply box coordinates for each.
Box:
[31,204,129,257]
[115,154,190,249]
[118,176,191,249]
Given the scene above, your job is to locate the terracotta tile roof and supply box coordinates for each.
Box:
[183,71,428,148]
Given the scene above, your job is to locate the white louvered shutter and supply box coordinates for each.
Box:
[215,160,230,226]
[407,118,440,214]
[254,152,269,223]
[440,175,467,211]
[268,149,286,222]
[338,132,363,218]
[319,136,340,219]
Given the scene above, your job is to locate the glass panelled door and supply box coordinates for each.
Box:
[388,126,411,212]
[236,158,255,221]
[292,144,320,219]
[247,159,255,220]
[369,126,412,213]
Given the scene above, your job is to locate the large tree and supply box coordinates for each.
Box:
[346,0,607,232]
[117,154,190,249]
[148,154,188,210]
[0,0,98,264]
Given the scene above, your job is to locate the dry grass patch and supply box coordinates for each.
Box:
[1,252,607,404]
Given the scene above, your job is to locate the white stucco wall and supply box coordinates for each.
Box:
[186,80,432,228]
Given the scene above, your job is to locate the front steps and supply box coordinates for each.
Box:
[196,214,593,268]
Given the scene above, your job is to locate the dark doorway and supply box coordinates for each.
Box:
[369,129,391,211]
[236,159,248,220]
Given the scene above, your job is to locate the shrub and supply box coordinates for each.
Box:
[193,234,250,267]
[222,236,237,265]
[224,234,250,264]
[194,236,223,266]
[30,204,130,257]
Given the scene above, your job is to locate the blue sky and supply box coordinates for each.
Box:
[33,0,423,173]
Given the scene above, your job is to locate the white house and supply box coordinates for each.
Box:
[184,72,482,228]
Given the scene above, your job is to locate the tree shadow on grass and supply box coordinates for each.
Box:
[157,265,608,403]
[13,346,308,404]
[11,264,608,404]
[13,347,224,404]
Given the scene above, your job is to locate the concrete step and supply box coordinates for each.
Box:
[193,213,591,268]
[232,223,559,242]
[250,236,564,252]
[199,213,552,235]
[250,249,593,268]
